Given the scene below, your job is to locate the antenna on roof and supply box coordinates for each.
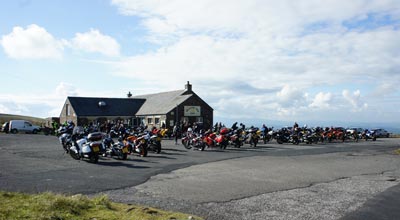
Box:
[127,91,132,98]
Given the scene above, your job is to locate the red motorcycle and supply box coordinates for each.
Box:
[203,130,217,148]
[215,127,230,149]
[181,132,206,151]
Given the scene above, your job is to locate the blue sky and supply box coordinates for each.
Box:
[1,0,399,127]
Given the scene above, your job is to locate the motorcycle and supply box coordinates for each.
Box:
[323,127,345,142]
[261,127,273,144]
[147,130,162,154]
[275,128,300,145]
[229,129,244,148]
[245,127,260,147]
[181,132,206,151]
[215,127,230,149]
[202,130,217,149]
[105,137,129,160]
[124,134,148,157]
[362,129,377,141]
[58,125,73,154]
[69,131,105,163]
[344,129,360,142]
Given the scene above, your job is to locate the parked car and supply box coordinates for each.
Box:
[9,120,41,134]
[371,128,390,138]
[1,121,10,133]
[346,127,364,134]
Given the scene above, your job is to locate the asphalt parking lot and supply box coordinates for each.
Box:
[1,133,400,220]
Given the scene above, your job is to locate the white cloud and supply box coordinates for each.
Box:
[0,25,121,59]
[55,82,79,97]
[71,29,121,57]
[309,92,333,109]
[109,0,399,123]
[0,24,65,59]
[0,104,10,113]
[0,82,81,118]
[112,0,400,36]
[2,1,397,123]
[276,85,306,107]
[342,90,368,112]
[105,0,400,124]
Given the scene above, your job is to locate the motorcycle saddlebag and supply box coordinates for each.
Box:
[220,128,229,135]
[88,132,103,141]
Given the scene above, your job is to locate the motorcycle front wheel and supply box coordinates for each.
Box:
[118,152,128,160]
[182,139,192,149]
[150,143,162,154]
[137,145,148,157]
[70,151,80,160]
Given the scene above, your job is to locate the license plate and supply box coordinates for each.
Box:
[156,137,161,141]
[92,146,99,152]
[122,147,128,153]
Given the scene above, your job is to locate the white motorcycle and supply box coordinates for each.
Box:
[69,128,105,163]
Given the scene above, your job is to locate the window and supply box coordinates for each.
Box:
[66,104,70,116]
[196,117,203,123]
[147,117,152,124]
[155,117,160,124]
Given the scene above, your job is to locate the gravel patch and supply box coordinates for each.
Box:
[99,153,400,220]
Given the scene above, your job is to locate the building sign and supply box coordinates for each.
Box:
[184,106,201,116]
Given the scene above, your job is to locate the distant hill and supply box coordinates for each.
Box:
[0,113,47,126]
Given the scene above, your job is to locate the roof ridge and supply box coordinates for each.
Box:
[68,96,146,100]
[133,89,185,97]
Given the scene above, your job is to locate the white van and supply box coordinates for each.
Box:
[9,120,41,134]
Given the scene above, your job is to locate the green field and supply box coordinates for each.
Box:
[0,113,47,126]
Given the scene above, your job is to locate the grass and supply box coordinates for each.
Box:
[0,113,47,126]
[0,191,202,220]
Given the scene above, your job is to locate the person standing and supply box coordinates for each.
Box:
[173,123,180,145]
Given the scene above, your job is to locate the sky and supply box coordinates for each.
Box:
[0,0,399,128]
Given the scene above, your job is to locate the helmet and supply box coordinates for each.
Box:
[187,127,193,132]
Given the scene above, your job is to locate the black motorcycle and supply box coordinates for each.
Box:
[275,128,300,145]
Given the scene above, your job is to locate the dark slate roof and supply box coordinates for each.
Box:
[134,90,192,115]
[67,97,146,117]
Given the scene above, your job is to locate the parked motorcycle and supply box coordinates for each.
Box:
[275,128,300,145]
[245,127,260,147]
[181,132,206,151]
[202,130,217,149]
[125,135,148,157]
[69,131,105,163]
[229,129,244,148]
[147,131,162,154]
[261,126,273,144]
[344,128,360,142]
[106,137,129,160]
[215,127,230,149]
[362,129,377,141]
[58,125,73,153]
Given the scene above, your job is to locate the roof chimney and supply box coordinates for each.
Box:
[185,81,192,92]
